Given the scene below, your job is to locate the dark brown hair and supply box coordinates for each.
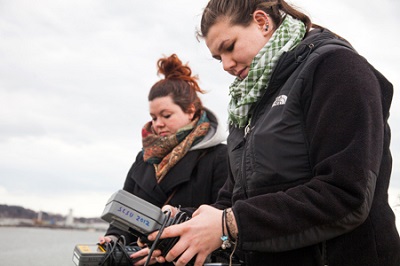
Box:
[197,0,312,39]
[148,54,204,119]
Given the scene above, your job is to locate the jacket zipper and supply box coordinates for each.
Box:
[240,126,249,199]
[322,241,328,266]
[244,123,253,138]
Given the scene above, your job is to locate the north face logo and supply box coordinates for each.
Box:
[272,95,287,107]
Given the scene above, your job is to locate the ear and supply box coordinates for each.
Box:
[253,10,270,33]
[187,104,196,120]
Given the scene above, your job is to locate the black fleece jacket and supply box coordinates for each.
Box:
[213,28,400,265]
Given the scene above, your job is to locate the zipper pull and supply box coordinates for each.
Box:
[244,123,253,138]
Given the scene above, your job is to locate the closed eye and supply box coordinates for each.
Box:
[226,43,234,51]
[212,42,234,63]
[212,55,222,62]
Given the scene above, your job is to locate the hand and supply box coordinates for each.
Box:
[148,205,223,266]
[137,237,147,248]
[130,246,163,265]
[98,235,115,244]
[162,204,180,217]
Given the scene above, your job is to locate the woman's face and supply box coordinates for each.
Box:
[149,96,194,136]
[205,13,272,80]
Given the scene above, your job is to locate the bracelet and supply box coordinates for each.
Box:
[225,208,238,240]
[220,209,232,249]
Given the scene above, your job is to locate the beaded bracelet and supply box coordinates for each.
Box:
[220,209,232,249]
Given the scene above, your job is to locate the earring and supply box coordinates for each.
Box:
[265,24,269,31]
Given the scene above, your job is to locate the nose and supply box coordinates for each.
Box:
[221,54,236,72]
[153,118,164,129]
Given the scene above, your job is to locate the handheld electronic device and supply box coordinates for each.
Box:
[73,190,243,266]
[100,189,190,255]
[100,189,167,238]
[72,243,141,266]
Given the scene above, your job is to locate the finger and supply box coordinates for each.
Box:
[192,208,200,217]
[155,256,166,263]
[131,255,149,265]
[150,250,162,257]
[130,247,149,259]
[148,223,183,241]
[98,237,105,244]
[161,204,173,212]
[133,256,156,266]
[193,252,209,266]
[147,230,159,241]
[98,236,110,244]
[162,205,179,218]
[172,248,197,266]
[192,204,206,217]
[164,237,189,263]
[131,249,163,266]
[176,245,209,266]
[137,238,146,248]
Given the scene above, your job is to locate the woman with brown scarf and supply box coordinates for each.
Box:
[98,54,228,265]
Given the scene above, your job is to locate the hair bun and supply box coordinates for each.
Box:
[157,54,203,93]
[149,54,205,118]
[158,54,191,80]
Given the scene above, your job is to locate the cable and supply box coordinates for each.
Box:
[143,210,191,266]
[159,211,190,256]
[98,235,137,266]
[95,212,242,266]
[144,209,172,266]
[98,239,119,265]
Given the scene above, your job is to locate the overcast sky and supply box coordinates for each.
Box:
[1,0,399,219]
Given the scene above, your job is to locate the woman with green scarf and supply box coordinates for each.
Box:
[141,0,400,265]
[98,54,228,265]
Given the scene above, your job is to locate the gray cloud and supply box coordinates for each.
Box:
[0,0,399,217]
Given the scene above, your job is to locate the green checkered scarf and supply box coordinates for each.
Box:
[228,15,306,128]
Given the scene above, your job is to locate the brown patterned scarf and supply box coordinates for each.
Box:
[142,111,210,183]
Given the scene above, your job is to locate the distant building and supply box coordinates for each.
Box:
[37,211,43,222]
[65,208,74,227]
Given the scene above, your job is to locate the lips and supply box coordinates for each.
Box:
[237,67,248,80]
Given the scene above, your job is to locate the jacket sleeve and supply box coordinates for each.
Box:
[234,49,387,252]
[122,151,143,192]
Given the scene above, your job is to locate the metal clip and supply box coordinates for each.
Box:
[244,124,252,137]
